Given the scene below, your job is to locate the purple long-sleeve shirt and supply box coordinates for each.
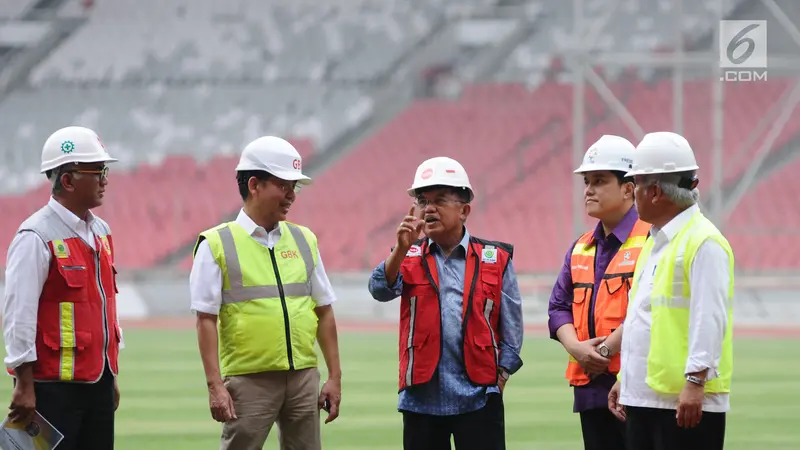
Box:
[547,206,639,413]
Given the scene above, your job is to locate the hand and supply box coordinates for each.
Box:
[318,378,341,424]
[114,378,120,411]
[208,381,237,423]
[568,336,610,375]
[498,377,507,393]
[676,381,704,428]
[607,381,626,422]
[396,205,423,251]
[8,382,35,425]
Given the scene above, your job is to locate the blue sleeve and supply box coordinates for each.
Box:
[498,259,524,375]
[367,261,404,302]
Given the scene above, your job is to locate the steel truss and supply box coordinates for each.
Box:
[566,0,800,236]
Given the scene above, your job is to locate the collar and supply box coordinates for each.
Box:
[235,208,281,237]
[48,197,95,234]
[426,227,471,255]
[591,205,639,244]
[651,204,699,242]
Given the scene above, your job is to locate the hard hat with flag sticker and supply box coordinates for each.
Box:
[574,135,636,174]
[407,157,474,202]
[625,131,699,177]
[40,126,118,173]
[235,136,312,185]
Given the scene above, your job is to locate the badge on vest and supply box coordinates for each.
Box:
[100,236,112,257]
[618,250,635,267]
[482,246,497,264]
[53,240,70,259]
[406,245,422,257]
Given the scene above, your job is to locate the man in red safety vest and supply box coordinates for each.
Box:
[2,126,122,450]
[368,156,524,450]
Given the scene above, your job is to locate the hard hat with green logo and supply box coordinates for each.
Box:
[40,126,118,173]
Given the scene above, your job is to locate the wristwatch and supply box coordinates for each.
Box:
[498,368,510,381]
[597,343,612,358]
[686,375,705,386]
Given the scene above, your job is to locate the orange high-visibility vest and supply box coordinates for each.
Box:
[566,219,650,386]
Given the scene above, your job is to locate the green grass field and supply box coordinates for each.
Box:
[3,329,797,449]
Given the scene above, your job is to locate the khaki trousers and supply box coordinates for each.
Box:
[220,368,321,450]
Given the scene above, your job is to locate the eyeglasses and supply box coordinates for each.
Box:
[272,179,301,194]
[68,167,109,179]
[415,197,464,208]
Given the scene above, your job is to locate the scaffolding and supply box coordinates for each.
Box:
[567,0,800,237]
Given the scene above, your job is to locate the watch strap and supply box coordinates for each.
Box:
[498,368,510,381]
[686,375,705,386]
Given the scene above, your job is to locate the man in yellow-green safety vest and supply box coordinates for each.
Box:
[605,132,734,450]
[189,136,342,450]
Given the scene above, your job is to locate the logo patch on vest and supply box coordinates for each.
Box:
[53,240,70,259]
[100,236,112,257]
[406,245,422,257]
[481,246,497,264]
[618,250,636,266]
[281,250,299,259]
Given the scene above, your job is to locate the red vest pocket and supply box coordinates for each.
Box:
[466,333,498,385]
[112,265,119,294]
[42,330,92,351]
[57,265,89,290]
[481,271,500,299]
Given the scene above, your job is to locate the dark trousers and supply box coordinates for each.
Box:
[625,406,725,450]
[402,393,505,450]
[32,365,116,450]
[580,408,627,450]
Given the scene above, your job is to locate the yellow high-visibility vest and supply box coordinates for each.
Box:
[627,210,734,394]
[195,221,319,377]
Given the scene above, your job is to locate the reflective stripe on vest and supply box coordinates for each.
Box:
[217,224,314,302]
[59,302,76,381]
[566,219,650,386]
[626,211,734,394]
[199,221,319,377]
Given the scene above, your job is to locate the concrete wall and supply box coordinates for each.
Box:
[2,272,797,328]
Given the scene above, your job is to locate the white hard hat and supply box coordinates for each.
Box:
[235,136,312,185]
[407,157,474,202]
[40,126,118,173]
[574,135,636,174]
[625,132,699,177]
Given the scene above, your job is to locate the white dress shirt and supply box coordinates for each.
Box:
[189,209,337,315]
[3,197,124,370]
[619,204,731,412]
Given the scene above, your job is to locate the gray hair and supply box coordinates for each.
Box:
[639,171,698,209]
[47,165,83,196]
